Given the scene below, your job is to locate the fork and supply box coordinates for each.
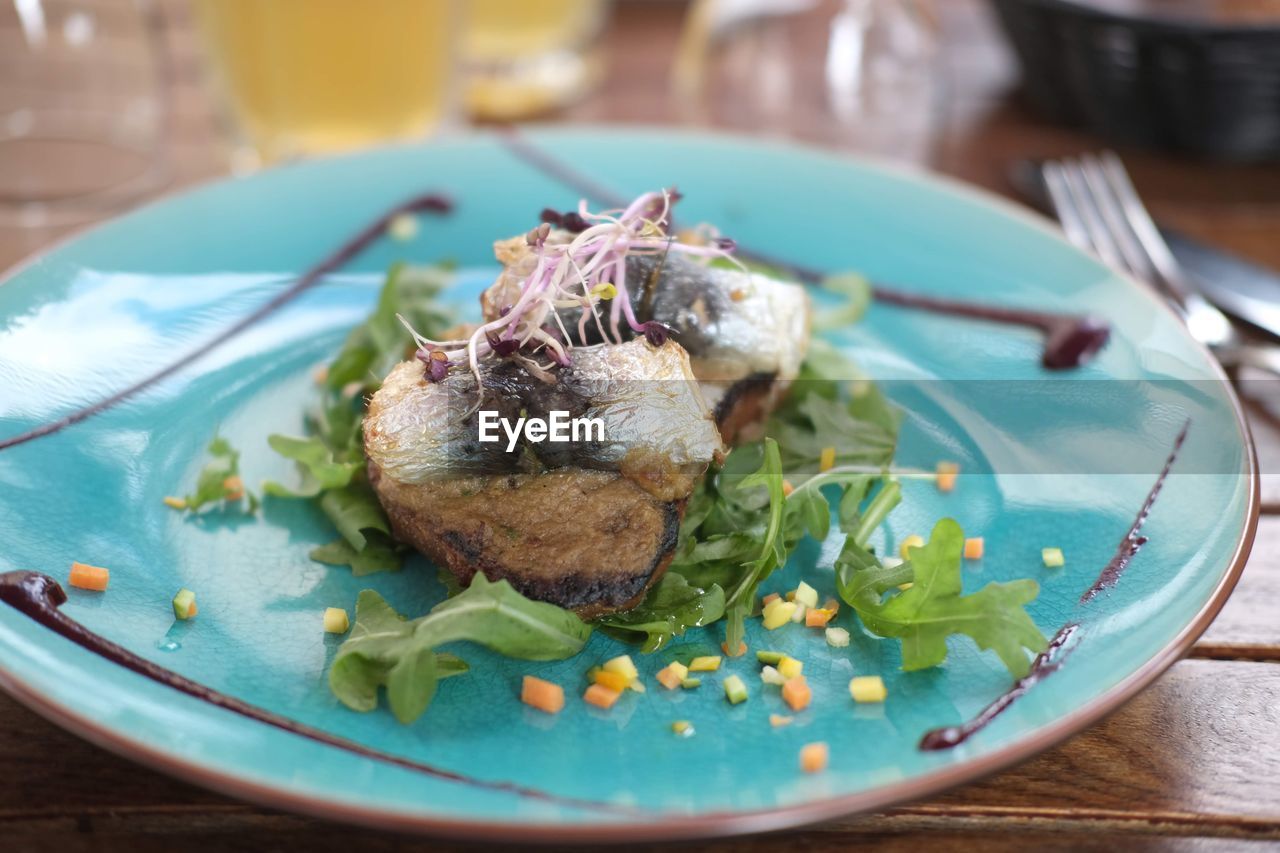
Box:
[1039,151,1280,376]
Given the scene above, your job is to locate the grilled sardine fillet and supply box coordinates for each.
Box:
[364,338,723,618]
[482,234,811,441]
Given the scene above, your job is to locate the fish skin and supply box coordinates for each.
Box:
[480,233,810,438]
[364,338,723,496]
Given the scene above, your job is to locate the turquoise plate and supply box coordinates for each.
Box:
[0,129,1256,842]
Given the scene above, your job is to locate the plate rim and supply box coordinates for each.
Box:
[0,125,1259,843]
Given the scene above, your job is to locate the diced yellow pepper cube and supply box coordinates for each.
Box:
[777,655,803,680]
[819,447,836,472]
[1042,547,1065,568]
[602,655,638,682]
[323,607,349,634]
[593,669,631,692]
[763,600,797,630]
[672,720,694,736]
[849,675,887,703]
[688,655,722,672]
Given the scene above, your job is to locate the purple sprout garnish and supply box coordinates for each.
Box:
[485,331,520,358]
[397,189,742,390]
[416,348,451,383]
[643,321,673,347]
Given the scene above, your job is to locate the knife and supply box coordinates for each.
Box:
[1010,159,1280,344]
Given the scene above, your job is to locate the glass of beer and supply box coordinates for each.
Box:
[463,0,607,120]
[194,0,457,165]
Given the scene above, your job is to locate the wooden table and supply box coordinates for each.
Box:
[2,2,1278,850]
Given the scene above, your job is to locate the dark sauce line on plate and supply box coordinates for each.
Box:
[0,570,641,817]
[0,193,453,454]
[918,419,1191,750]
[494,126,1111,370]
[918,623,1080,751]
[1080,418,1191,603]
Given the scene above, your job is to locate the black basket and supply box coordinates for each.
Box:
[989,0,1280,162]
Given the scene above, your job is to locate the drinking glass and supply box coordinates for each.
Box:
[0,0,169,227]
[194,0,457,166]
[674,0,939,163]
[462,0,607,120]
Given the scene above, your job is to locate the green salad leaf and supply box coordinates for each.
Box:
[176,435,258,513]
[262,434,361,498]
[836,518,1047,678]
[597,573,726,653]
[266,264,458,574]
[325,263,454,395]
[330,575,592,723]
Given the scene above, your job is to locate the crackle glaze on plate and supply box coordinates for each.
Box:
[0,129,1256,842]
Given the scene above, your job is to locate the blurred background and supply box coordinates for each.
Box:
[2,0,1277,265]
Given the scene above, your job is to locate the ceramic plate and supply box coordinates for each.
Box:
[0,129,1256,842]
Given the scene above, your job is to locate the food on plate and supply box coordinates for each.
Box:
[478,195,810,442]
[364,337,723,618]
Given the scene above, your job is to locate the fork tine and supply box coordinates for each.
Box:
[1096,151,1193,305]
[1041,161,1091,251]
[1078,153,1160,287]
[1058,158,1131,274]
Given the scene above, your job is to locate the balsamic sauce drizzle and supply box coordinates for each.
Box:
[0,570,638,815]
[918,623,1080,751]
[0,193,452,453]
[1080,419,1191,603]
[918,420,1191,749]
[495,127,1111,370]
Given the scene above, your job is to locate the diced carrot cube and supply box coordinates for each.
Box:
[805,608,832,628]
[936,471,957,492]
[964,537,984,560]
[782,676,812,712]
[770,714,794,728]
[162,496,186,510]
[762,592,780,606]
[68,562,109,592]
[584,683,622,710]
[655,665,683,691]
[782,480,795,496]
[800,742,829,773]
[722,640,747,657]
[223,475,245,500]
[592,669,630,692]
[520,675,564,714]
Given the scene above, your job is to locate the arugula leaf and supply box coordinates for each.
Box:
[309,537,402,576]
[597,573,726,652]
[770,390,898,476]
[836,518,1047,678]
[262,434,362,498]
[720,438,788,653]
[177,435,257,513]
[329,575,592,723]
[325,263,454,394]
[266,264,458,575]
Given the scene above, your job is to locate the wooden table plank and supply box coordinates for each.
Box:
[1195,517,1280,659]
[0,660,1275,848]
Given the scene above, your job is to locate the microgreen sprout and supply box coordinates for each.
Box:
[397,189,741,388]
